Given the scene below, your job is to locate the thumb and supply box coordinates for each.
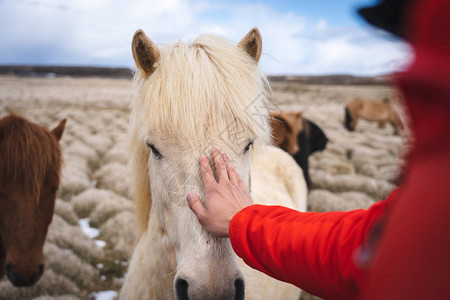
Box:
[187,193,206,219]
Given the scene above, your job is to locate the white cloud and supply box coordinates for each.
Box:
[294,26,413,75]
[0,0,412,75]
[316,19,328,31]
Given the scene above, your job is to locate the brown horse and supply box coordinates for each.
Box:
[269,112,328,188]
[0,114,66,287]
[344,98,404,134]
[270,111,303,155]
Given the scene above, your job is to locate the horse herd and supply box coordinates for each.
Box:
[0,28,404,299]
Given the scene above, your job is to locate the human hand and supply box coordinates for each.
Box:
[187,148,254,237]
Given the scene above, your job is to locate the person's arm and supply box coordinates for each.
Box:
[229,199,392,300]
[187,147,394,300]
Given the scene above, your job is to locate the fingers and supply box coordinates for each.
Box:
[212,148,229,183]
[200,147,243,189]
[222,152,239,186]
[200,154,217,187]
[187,193,206,220]
[237,178,247,192]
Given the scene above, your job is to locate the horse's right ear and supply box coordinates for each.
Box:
[238,27,262,63]
[132,29,160,77]
[51,118,67,141]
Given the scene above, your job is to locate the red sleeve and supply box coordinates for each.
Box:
[229,193,396,300]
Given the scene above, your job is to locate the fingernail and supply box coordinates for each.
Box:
[200,156,208,167]
[222,153,228,159]
[186,193,194,203]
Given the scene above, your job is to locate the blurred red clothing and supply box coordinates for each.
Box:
[229,0,450,299]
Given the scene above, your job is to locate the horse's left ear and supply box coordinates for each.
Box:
[51,118,67,141]
[238,27,262,63]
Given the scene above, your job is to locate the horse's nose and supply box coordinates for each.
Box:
[174,276,245,300]
[5,262,45,287]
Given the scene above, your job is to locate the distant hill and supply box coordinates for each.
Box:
[0,65,133,79]
[269,75,392,85]
[0,65,392,85]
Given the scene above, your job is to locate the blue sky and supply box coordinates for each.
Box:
[0,0,412,75]
[242,0,372,25]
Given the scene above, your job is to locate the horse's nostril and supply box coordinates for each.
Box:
[234,278,245,300]
[37,264,44,277]
[175,277,189,300]
[5,262,12,274]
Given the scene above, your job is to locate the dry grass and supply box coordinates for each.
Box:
[0,76,407,299]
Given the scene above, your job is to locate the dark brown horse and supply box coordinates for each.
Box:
[0,114,66,287]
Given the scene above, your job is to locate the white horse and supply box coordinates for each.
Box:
[120,28,307,300]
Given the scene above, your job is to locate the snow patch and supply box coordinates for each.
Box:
[90,290,118,300]
[78,218,99,239]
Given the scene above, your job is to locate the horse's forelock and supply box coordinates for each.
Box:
[0,115,62,200]
[132,34,271,146]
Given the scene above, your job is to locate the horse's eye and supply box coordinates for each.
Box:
[51,187,58,194]
[244,140,254,152]
[146,142,162,159]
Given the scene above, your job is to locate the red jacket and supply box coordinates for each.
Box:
[229,0,450,299]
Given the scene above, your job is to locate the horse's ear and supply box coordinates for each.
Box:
[238,27,262,63]
[270,112,279,118]
[270,112,284,124]
[132,29,160,77]
[51,118,67,141]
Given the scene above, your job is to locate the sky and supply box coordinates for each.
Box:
[0,0,413,76]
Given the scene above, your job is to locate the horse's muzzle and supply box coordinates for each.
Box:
[175,276,245,300]
[5,262,44,287]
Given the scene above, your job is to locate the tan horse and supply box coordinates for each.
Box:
[120,28,307,300]
[0,114,66,287]
[344,98,404,134]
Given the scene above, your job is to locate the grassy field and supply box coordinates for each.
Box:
[0,75,408,300]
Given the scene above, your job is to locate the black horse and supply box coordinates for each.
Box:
[293,119,328,189]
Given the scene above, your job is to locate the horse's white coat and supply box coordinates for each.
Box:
[120,29,307,300]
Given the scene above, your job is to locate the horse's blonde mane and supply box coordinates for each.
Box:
[129,34,271,239]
